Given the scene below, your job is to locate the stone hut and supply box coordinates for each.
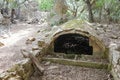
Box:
[46,19,107,58]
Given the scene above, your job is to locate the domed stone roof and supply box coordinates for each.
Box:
[46,19,107,57]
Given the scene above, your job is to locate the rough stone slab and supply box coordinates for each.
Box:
[43,58,110,70]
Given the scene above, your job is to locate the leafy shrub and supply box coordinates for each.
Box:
[39,0,54,11]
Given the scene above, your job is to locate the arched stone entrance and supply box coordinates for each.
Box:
[54,33,93,55]
[48,28,106,58]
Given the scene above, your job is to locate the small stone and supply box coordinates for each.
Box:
[110,35,118,39]
[25,40,32,44]
[37,30,40,33]
[0,42,4,47]
[107,74,113,80]
[117,58,120,65]
[32,50,40,56]
[0,72,8,78]
[28,18,39,24]
[44,61,51,66]
[97,24,103,28]
[28,37,36,42]
[8,76,22,80]
[47,66,58,70]
[118,73,120,78]
[26,37,36,44]
[38,41,45,47]
[45,34,49,37]
[32,47,39,51]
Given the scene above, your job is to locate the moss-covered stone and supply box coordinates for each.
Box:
[44,58,109,69]
[62,19,85,29]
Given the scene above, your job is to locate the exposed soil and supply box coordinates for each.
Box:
[0,22,49,74]
[30,63,113,80]
[92,24,120,47]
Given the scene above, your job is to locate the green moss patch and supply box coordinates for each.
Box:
[62,19,85,29]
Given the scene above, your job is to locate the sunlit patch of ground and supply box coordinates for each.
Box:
[0,28,33,47]
[0,23,44,74]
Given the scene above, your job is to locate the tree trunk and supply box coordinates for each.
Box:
[16,6,21,19]
[11,9,16,23]
[5,1,9,15]
[15,0,21,19]
[99,8,102,23]
[84,0,94,22]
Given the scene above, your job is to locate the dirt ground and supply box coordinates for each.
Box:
[30,63,113,80]
[0,22,49,74]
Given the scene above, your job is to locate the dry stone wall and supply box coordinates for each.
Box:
[109,43,120,80]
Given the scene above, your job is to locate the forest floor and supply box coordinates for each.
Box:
[30,62,112,80]
[0,22,48,74]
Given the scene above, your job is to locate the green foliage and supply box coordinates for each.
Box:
[89,0,120,23]
[39,0,54,11]
[107,0,120,22]
[95,0,104,8]
[10,0,18,8]
[0,0,26,9]
[63,0,120,23]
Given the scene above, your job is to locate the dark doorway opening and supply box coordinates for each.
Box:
[54,33,93,55]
